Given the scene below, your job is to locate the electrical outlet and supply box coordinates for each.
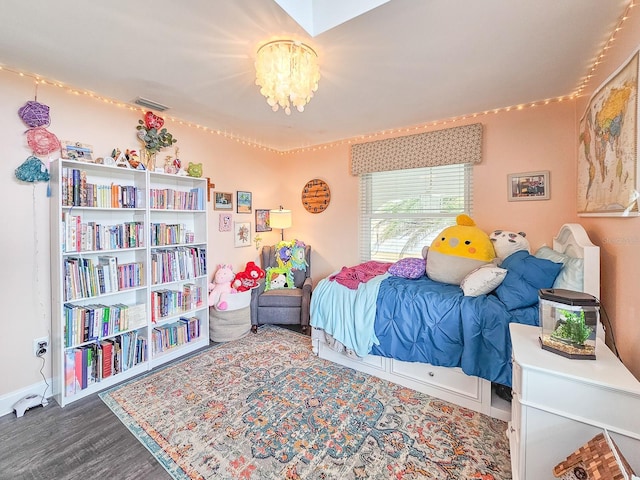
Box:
[33,337,49,357]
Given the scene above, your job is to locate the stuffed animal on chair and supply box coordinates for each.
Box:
[208,264,237,310]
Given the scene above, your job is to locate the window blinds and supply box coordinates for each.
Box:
[359,164,473,262]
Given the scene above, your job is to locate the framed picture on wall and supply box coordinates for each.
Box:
[507,171,550,201]
[234,221,251,247]
[236,191,252,213]
[214,191,233,210]
[219,213,232,232]
[255,209,272,232]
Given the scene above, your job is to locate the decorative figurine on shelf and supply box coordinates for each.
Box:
[187,162,203,178]
[164,155,176,174]
[173,147,182,172]
[125,149,144,170]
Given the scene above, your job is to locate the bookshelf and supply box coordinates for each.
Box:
[50,159,209,407]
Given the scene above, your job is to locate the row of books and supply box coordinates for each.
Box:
[151,284,203,323]
[62,167,142,208]
[64,332,147,396]
[152,316,201,354]
[150,223,195,246]
[63,302,146,348]
[150,247,207,285]
[63,212,144,253]
[64,256,144,300]
[149,187,204,211]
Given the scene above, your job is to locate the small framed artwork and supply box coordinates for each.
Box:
[234,221,251,247]
[236,191,252,214]
[508,171,550,201]
[214,191,233,210]
[219,213,232,232]
[255,209,272,232]
[61,141,94,162]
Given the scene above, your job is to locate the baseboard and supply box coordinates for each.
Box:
[0,379,52,418]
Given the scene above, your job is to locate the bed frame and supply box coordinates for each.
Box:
[311,223,600,421]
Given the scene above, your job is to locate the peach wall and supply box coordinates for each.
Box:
[285,102,577,283]
[573,6,640,379]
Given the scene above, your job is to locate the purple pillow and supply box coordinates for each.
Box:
[388,257,426,279]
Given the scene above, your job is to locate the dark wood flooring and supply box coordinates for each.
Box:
[0,325,307,480]
[0,394,171,480]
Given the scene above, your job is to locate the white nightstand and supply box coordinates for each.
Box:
[508,323,640,479]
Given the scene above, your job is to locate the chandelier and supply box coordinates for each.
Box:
[255,39,320,115]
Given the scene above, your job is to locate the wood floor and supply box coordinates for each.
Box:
[0,326,307,479]
[0,394,171,480]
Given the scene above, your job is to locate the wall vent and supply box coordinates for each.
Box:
[132,97,169,112]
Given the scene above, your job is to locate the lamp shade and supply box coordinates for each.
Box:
[270,209,292,229]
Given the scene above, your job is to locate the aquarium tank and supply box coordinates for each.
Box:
[538,288,600,360]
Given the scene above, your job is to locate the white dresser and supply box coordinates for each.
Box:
[508,323,640,479]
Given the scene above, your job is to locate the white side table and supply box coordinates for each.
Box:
[508,323,640,479]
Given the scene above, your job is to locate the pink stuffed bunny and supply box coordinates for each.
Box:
[208,264,237,310]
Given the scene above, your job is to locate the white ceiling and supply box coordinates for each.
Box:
[0,0,629,151]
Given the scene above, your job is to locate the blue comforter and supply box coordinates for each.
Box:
[311,275,539,387]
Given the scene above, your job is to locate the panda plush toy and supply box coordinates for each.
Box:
[488,230,530,265]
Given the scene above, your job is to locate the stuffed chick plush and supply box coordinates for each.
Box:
[423,214,496,285]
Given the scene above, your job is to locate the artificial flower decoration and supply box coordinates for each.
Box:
[136,111,177,154]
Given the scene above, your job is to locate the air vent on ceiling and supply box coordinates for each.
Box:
[132,97,169,112]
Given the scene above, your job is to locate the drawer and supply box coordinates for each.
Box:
[389,358,481,400]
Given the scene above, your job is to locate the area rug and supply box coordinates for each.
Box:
[100,326,512,479]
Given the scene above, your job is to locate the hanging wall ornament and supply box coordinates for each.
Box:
[18,100,51,128]
[26,126,61,155]
[15,156,50,183]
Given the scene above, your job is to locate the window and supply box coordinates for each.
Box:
[359,164,473,262]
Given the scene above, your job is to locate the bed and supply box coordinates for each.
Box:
[310,224,600,420]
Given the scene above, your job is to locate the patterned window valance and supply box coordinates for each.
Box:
[350,123,483,175]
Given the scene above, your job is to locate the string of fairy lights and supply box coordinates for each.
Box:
[0,0,635,155]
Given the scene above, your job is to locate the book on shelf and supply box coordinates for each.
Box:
[100,339,113,379]
[98,256,118,293]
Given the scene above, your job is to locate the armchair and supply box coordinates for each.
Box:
[250,244,312,332]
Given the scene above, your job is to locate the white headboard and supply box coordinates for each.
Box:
[553,223,602,339]
[552,223,600,299]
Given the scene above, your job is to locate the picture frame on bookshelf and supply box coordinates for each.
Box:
[213,191,233,210]
[255,209,272,232]
[61,141,94,162]
[508,170,550,201]
[219,213,232,232]
[234,221,251,247]
[236,191,252,214]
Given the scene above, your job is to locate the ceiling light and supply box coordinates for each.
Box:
[255,39,320,115]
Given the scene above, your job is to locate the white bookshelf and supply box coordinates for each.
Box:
[50,159,209,407]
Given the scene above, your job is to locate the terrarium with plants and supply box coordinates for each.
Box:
[539,288,599,360]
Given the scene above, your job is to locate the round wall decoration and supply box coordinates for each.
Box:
[301,178,331,213]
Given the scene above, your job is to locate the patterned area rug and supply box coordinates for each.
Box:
[100,326,512,479]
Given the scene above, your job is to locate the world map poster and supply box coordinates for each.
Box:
[578,51,639,216]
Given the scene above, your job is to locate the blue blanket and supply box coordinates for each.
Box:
[312,275,539,387]
[310,273,390,356]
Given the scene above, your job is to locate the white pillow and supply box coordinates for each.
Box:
[534,246,584,292]
[460,264,507,297]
